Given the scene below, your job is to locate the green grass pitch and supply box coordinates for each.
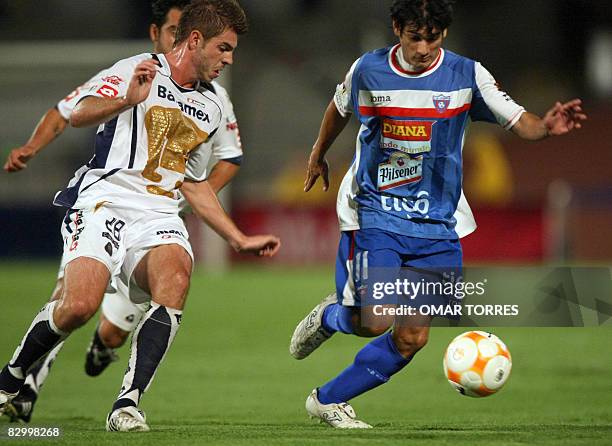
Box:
[0,262,610,445]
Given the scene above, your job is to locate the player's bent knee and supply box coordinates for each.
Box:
[392,329,429,358]
[354,324,389,337]
[70,299,98,325]
[57,298,98,330]
[152,269,191,309]
[353,308,393,337]
[172,270,191,295]
[99,325,130,349]
[164,270,190,299]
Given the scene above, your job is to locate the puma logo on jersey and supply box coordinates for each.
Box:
[157,85,210,123]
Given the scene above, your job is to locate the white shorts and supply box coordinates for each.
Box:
[60,204,193,304]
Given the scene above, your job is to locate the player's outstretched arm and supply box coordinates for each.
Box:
[304,100,351,192]
[511,99,587,141]
[71,59,159,128]
[181,179,281,257]
[4,108,68,172]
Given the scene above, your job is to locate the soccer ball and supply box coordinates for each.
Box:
[443,331,512,397]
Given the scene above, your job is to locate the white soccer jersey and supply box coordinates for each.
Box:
[54,53,222,213]
[58,79,242,184]
[184,81,243,181]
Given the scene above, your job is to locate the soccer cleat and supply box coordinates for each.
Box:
[289,293,337,359]
[85,343,119,377]
[0,390,19,419]
[305,389,372,429]
[106,406,150,432]
[4,384,37,423]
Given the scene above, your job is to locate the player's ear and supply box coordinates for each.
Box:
[149,24,159,44]
[442,29,448,39]
[187,30,202,50]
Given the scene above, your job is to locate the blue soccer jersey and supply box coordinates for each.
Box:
[334,45,525,239]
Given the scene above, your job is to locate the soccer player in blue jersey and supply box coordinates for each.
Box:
[290,0,587,428]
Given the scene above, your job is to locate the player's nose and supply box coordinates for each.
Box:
[415,42,429,55]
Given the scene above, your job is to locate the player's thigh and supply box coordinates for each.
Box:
[357,244,401,334]
[124,214,193,308]
[401,238,463,269]
[335,230,400,333]
[400,237,463,324]
[57,207,127,320]
[132,244,192,308]
[56,257,110,327]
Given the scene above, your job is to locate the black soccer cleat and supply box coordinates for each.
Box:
[6,384,37,423]
[85,343,119,377]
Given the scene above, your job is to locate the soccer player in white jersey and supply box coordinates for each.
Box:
[289,0,586,428]
[0,0,280,432]
[3,0,244,425]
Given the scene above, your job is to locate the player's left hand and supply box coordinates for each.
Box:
[4,145,36,172]
[236,234,281,257]
[304,150,330,192]
[543,99,587,136]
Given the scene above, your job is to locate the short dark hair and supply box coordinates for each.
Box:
[175,0,248,44]
[390,0,454,35]
[151,0,190,28]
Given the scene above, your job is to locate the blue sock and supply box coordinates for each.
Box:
[321,304,354,334]
[317,332,411,404]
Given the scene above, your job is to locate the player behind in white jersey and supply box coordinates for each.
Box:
[289,0,586,428]
[0,0,280,432]
[3,0,245,424]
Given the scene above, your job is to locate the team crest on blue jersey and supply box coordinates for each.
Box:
[433,94,451,113]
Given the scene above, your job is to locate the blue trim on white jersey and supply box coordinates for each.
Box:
[53,168,90,208]
[53,166,121,208]
[221,155,242,166]
[80,168,121,194]
[93,116,118,168]
[128,108,137,168]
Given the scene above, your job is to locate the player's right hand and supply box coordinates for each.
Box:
[125,59,159,106]
[236,234,281,257]
[543,99,587,136]
[4,145,36,172]
[304,150,330,192]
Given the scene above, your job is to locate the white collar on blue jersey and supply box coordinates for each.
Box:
[389,45,445,79]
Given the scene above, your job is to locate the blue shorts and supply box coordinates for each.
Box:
[335,228,462,307]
